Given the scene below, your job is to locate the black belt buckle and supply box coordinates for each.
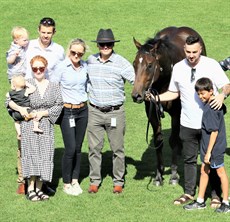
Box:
[99,107,112,113]
[90,103,121,113]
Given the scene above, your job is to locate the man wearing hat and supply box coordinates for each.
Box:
[87,28,135,194]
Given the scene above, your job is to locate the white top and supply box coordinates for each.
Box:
[169,55,229,129]
[25,38,65,80]
[6,42,26,80]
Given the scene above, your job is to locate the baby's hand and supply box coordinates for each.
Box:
[15,50,21,56]
[19,107,29,117]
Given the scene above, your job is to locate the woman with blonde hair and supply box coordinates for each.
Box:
[53,38,88,196]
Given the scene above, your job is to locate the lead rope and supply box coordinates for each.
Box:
[145,88,164,149]
[145,88,165,190]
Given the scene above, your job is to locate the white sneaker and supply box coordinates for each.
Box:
[63,185,80,196]
[72,182,83,194]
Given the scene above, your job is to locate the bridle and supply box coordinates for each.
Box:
[137,49,165,149]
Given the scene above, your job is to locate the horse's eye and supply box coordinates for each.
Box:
[147,64,152,69]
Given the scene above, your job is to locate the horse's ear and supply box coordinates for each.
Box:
[150,45,157,55]
[154,39,162,49]
[150,39,161,55]
[133,37,142,49]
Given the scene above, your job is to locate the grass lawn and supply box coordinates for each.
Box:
[0,0,229,221]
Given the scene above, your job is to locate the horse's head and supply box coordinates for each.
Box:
[132,38,162,103]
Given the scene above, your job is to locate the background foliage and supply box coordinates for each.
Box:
[0,0,229,221]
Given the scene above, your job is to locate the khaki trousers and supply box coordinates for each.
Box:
[88,105,126,186]
[17,140,24,184]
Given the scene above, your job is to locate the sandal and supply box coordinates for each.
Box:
[173,194,193,205]
[36,190,49,201]
[26,190,40,202]
[210,197,221,208]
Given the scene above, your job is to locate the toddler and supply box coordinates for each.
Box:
[6,74,43,139]
[6,26,29,81]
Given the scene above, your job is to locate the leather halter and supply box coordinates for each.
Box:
[137,49,165,148]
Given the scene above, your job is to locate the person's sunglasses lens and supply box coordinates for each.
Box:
[70,50,84,57]
[32,67,45,73]
[40,19,55,26]
[98,43,113,48]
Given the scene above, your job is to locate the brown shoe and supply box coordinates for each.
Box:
[16,183,25,194]
[113,186,123,194]
[88,185,98,193]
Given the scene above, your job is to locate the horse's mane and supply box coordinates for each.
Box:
[142,36,181,63]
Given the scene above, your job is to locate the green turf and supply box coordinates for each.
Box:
[0,0,229,221]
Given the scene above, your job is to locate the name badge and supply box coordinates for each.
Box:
[111,117,116,127]
[69,118,75,127]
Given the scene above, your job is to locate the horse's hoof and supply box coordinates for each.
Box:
[155,181,161,186]
[154,180,163,186]
[169,179,179,185]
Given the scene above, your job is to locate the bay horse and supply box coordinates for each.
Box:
[132,26,206,186]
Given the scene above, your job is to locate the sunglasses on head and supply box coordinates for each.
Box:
[191,68,196,82]
[98,42,114,48]
[32,67,46,73]
[40,18,55,26]
[70,50,84,58]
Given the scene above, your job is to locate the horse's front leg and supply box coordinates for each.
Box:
[168,104,182,185]
[145,101,165,186]
[151,125,164,186]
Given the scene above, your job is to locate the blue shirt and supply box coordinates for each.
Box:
[52,58,88,104]
[87,52,135,107]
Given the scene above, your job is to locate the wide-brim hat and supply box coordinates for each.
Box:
[92,29,120,43]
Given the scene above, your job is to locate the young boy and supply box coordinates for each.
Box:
[6,26,29,81]
[6,74,43,139]
[183,77,229,213]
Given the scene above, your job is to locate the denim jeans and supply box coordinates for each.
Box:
[60,106,88,183]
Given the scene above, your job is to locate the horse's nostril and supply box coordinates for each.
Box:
[132,94,143,103]
[136,97,143,103]
[132,93,140,99]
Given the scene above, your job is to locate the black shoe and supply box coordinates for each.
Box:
[183,200,206,210]
[215,203,230,213]
[42,183,56,196]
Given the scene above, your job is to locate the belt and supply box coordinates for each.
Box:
[90,103,122,113]
[64,102,87,109]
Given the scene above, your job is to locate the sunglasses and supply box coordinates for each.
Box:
[98,42,114,48]
[70,50,84,57]
[191,68,196,82]
[40,18,55,26]
[32,67,46,73]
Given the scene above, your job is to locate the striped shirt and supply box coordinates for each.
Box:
[87,52,135,107]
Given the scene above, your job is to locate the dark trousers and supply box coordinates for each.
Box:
[180,125,221,197]
[60,106,88,184]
